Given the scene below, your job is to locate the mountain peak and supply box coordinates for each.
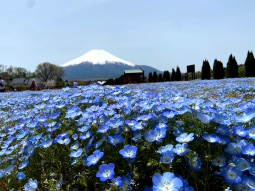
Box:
[61,49,135,67]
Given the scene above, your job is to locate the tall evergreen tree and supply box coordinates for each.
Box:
[245,51,255,77]
[165,71,171,81]
[176,66,181,81]
[201,59,211,80]
[163,71,167,81]
[158,73,163,82]
[226,54,238,78]
[148,72,153,82]
[152,71,158,82]
[213,59,224,79]
[171,68,176,81]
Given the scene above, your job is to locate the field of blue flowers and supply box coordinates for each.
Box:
[1,78,255,191]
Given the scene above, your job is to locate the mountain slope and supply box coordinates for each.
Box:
[61,50,162,79]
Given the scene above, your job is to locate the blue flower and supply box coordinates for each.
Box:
[221,165,242,185]
[152,172,183,191]
[16,172,25,180]
[70,148,83,158]
[87,149,104,166]
[24,178,38,191]
[154,127,167,141]
[19,159,29,169]
[72,133,78,140]
[243,174,255,189]
[24,142,35,156]
[242,143,255,156]
[0,169,4,178]
[197,112,211,124]
[111,176,122,187]
[119,145,137,158]
[212,155,226,167]
[5,164,15,176]
[144,130,157,142]
[187,155,202,171]
[176,133,194,143]
[216,125,230,136]
[202,133,220,143]
[235,158,250,171]
[157,144,174,154]
[107,134,124,145]
[132,132,142,142]
[96,163,115,181]
[173,143,190,156]
[40,139,53,148]
[160,151,175,164]
[233,126,248,137]
[218,135,230,145]
[224,142,242,156]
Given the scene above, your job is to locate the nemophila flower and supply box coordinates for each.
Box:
[250,163,255,176]
[162,110,177,119]
[131,121,146,131]
[160,151,175,164]
[173,127,183,137]
[212,155,226,167]
[87,149,104,166]
[218,135,230,145]
[177,175,195,191]
[0,169,4,178]
[197,112,211,124]
[173,143,190,156]
[119,145,137,158]
[40,139,53,148]
[72,133,78,140]
[79,131,92,140]
[5,164,15,176]
[213,113,231,125]
[86,135,95,148]
[96,163,115,181]
[19,159,29,169]
[78,125,90,133]
[111,176,122,187]
[242,143,255,156]
[155,122,168,129]
[235,114,255,123]
[216,125,230,135]
[154,127,167,141]
[187,155,202,171]
[24,142,35,156]
[132,132,142,142]
[203,133,220,143]
[221,165,242,185]
[24,178,38,191]
[97,124,111,133]
[233,126,248,137]
[235,182,251,191]
[176,133,194,143]
[16,172,25,180]
[235,158,250,171]
[157,144,174,154]
[70,148,83,158]
[144,129,157,142]
[243,174,255,189]
[120,173,132,191]
[152,172,183,191]
[248,125,255,139]
[224,142,242,156]
[70,141,79,150]
[107,134,124,145]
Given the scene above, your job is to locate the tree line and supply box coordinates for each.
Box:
[149,50,255,82]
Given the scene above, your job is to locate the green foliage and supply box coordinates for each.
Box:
[176,66,181,81]
[201,59,211,80]
[226,54,238,78]
[148,72,153,82]
[213,59,224,79]
[171,68,176,81]
[152,71,158,82]
[245,51,255,77]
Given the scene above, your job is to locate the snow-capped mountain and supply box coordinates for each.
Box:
[61,50,161,80]
[61,50,135,67]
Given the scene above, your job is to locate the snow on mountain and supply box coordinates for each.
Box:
[61,49,135,67]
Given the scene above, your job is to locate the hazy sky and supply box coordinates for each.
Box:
[1,0,255,73]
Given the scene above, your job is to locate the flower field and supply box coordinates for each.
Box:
[1,78,255,190]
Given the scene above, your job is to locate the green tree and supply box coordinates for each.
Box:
[152,71,158,82]
[163,71,167,81]
[171,68,176,81]
[226,54,238,78]
[176,66,181,81]
[201,59,211,80]
[158,73,163,82]
[148,72,153,82]
[35,62,65,82]
[213,59,224,79]
[245,51,255,77]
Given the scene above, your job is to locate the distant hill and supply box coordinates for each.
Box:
[61,50,162,79]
